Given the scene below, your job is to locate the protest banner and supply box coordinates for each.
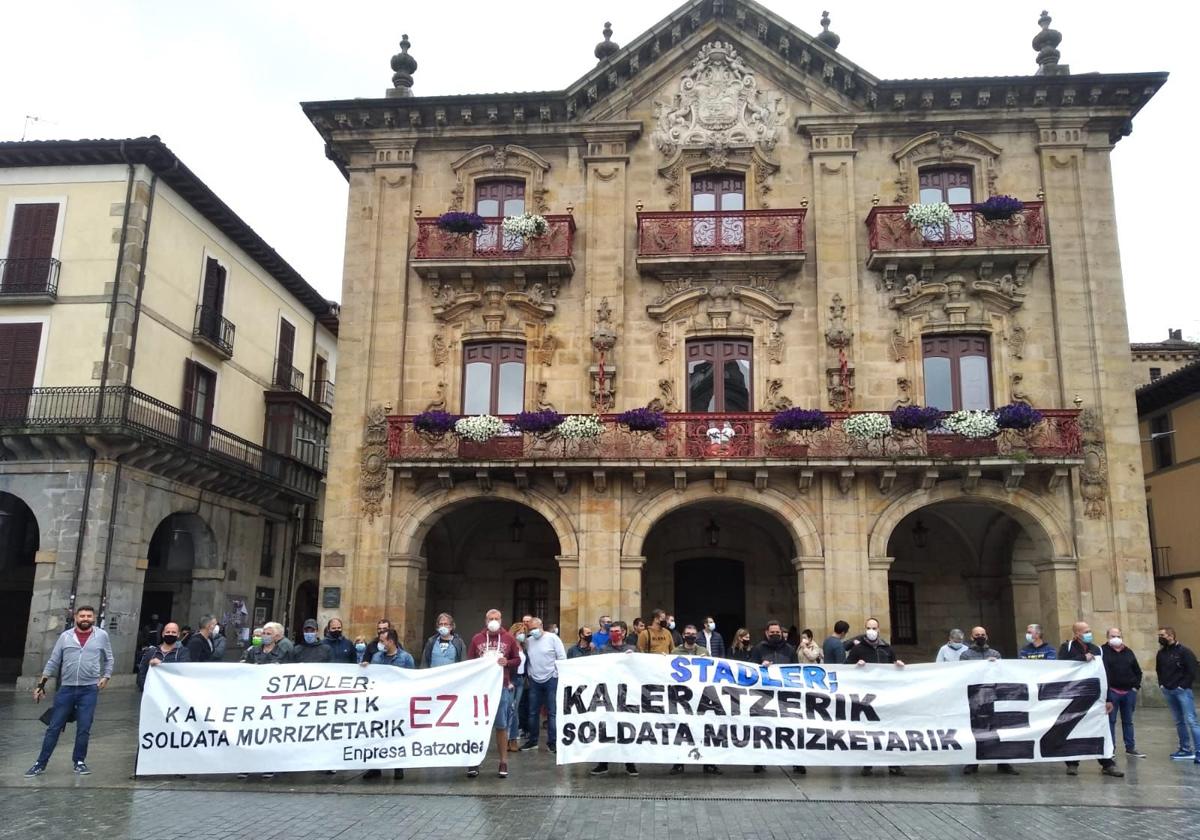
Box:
[137,657,502,774]
[556,654,1112,766]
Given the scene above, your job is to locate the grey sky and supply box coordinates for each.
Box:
[1,1,1192,341]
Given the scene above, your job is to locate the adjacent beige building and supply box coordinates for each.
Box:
[303,1,1165,665]
[1131,329,1200,388]
[0,137,338,680]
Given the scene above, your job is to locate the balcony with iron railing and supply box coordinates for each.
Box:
[301,517,324,548]
[636,209,806,275]
[0,257,60,301]
[386,410,1082,473]
[312,379,335,409]
[412,215,576,282]
[272,361,304,394]
[192,304,235,358]
[865,202,1048,271]
[0,385,321,502]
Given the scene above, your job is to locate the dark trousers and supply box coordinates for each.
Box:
[38,684,99,765]
[525,677,558,746]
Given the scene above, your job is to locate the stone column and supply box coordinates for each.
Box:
[190,568,226,622]
[793,556,826,636]
[1034,557,1080,643]
[556,555,580,636]
[386,553,426,652]
[867,556,895,637]
[619,555,646,625]
[1009,572,1041,653]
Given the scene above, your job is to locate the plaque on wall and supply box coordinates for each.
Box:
[322,587,342,609]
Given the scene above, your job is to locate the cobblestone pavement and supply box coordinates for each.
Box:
[1,688,1197,839]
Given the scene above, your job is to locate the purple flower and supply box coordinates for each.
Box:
[617,407,667,432]
[974,195,1025,221]
[889,405,943,431]
[413,410,458,435]
[770,407,830,432]
[435,211,487,234]
[511,410,564,434]
[995,403,1044,430]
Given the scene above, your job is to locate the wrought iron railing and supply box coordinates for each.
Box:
[637,209,806,258]
[414,215,575,261]
[0,258,60,297]
[866,202,1047,252]
[1152,546,1171,578]
[312,379,335,409]
[302,517,324,547]
[386,409,1082,462]
[0,385,319,498]
[273,362,304,393]
[193,304,235,357]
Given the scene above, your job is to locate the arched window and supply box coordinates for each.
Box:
[922,334,992,411]
[1185,588,1194,610]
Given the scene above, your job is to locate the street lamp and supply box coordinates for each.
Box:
[911,518,929,548]
[705,517,720,547]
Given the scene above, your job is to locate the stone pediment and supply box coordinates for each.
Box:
[646,275,793,324]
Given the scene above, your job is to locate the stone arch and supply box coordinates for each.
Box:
[389,483,579,561]
[892,129,1003,204]
[448,143,552,214]
[868,481,1073,560]
[622,483,822,561]
[147,511,219,570]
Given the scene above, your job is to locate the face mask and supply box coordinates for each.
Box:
[865,629,879,642]
[355,642,366,653]
[706,622,716,631]
[251,636,263,647]
[212,624,221,637]
[767,633,782,643]
[530,628,543,640]
[683,635,697,645]
[1159,637,1171,647]
[1025,633,1034,644]
[1081,632,1094,644]
[487,620,501,633]
[603,622,612,629]
[161,634,179,646]
[668,621,676,630]
[581,635,593,644]
[973,636,988,647]
[1108,637,1124,648]
[549,628,558,635]
[437,626,451,636]
[327,630,342,639]
[303,632,318,644]
[948,642,964,650]
[610,633,623,644]
[516,633,527,643]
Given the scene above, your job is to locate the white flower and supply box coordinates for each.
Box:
[707,421,736,444]
[904,201,955,228]
[941,409,999,439]
[454,414,509,443]
[502,213,548,239]
[557,414,604,440]
[842,413,893,440]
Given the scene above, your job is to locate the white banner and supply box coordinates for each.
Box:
[137,658,502,774]
[556,655,1112,766]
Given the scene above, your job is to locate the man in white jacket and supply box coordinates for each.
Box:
[519,617,566,753]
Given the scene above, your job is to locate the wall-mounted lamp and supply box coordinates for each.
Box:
[705,517,720,547]
[911,518,929,549]
[510,514,525,543]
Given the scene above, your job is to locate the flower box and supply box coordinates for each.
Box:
[928,435,998,458]
[435,211,487,235]
[974,195,1025,222]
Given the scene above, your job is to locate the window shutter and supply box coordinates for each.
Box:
[201,258,226,312]
[0,323,42,390]
[5,204,58,260]
[275,319,296,387]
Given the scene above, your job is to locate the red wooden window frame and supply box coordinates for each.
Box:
[918,167,973,204]
[921,334,992,411]
[461,341,526,415]
[691,173,745,211]
[474,180,525,217]
[686,338,753,412]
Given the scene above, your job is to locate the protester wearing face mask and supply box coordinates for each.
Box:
[669,625,720,776]
[507,622,528,751]
[729,628,754,662]
[1156,626,1200,763]
[636,609,675,654]
[845,618,905,777]
[467,608,521,778]
[519,618,566,754]
[699,616,726,658]
[136,621,191,691]
[590,624,640,778]
[1059,621,1123,777]
[422,612,466,668]
[185,614,219,662]
[242,622,285,665]
[289,619,334,663]
[936,628,968,662]
[593,615,612,650]
[797,629,823,664]
[568,626,597,658]
[353,636,369,664]
[1018,623,1057,660]
[666,614,682,646]
[321,617,356,663]
[1102,627,1145,759]
[959,626,1018,776]
[750,620,798,666]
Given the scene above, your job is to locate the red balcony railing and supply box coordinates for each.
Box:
[414,215,575,261]
[386,409,1081,462]
[637,209,805,258]
[866,202,1046,253]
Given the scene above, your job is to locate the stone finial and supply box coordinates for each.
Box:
[389,34,418,97]
[1032,11,1067,75]
[816,10,840,51]
[595,21,619,61]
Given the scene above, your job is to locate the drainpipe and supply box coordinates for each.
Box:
[282,505,304,637]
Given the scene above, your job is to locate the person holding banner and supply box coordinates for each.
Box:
[1059,621,1124,777]
[845,618,906,777]
[242,624,285,664]
[936,629,968,662]
[670,627,720,776]
[1019,624,1057,660]
[749,620,797,666]
[322,618,357,664]
[136,621,190,691]
[507,621,528,751]
[568,626,597,658]
[960,626,1018,776]
[599,621,636,654]
[359,628,414,780]
[290,619,333,664]
[467,608,522,779]
[521,618,566,755]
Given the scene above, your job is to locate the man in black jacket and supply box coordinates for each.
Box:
[290,619,333,663]
[1156,626,1200,762]
[184,615,218,662]
[749,620,797,665]
[1102,627,1144,758]
[1058,621,1123,777]
[845,618,906,777]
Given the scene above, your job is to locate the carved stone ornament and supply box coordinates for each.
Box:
[1010,373,1031,405]
[889,327,909,362]
[760,378,793,411]
[826,367,855,411]
[431,331,449,367]
[765,322,785,364]
[652,42,785,162]
[656,324,675,364]
[534,381,556,411]
[647,379,679,412]
[1078,408,1108,519]
[646,274,792,325]
[892,130,1002,204]
[428,280,557,330]
[447,144,551,213]
[535,329,560,366]
[425,382,446,412]
[895,377,913,407]
[825,294,853,350]
[360,406,390,521]
[884,265,1029,324]
[1008,321,1027,360]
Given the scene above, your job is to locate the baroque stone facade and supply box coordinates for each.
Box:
[304,2,1163,666]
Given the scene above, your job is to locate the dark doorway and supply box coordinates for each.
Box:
[292,580,318,640]
[0,491,38,680]
[673,557,745,637]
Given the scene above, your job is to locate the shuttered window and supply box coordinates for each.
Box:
[3,203,59,291]
[181,360,216,447]
[0,322,42,419]
[274,318,296,389]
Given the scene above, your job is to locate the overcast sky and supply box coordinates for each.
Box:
[1,1,1192,341]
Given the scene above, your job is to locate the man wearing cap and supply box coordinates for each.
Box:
[290,619,333,663]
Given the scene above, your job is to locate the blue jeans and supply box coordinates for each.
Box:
[1161,687,1200,753]
[493,685,514,733]
[38,684,99,765]
[525,676,557,746]
[1107,688,1138,751]
[507,679,525,740]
